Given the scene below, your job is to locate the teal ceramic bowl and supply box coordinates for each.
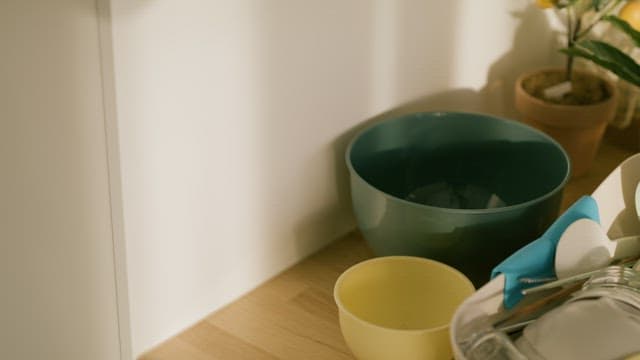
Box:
[346,112,570,286]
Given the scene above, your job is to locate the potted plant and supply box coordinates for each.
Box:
[515,0,625,177]
[564,9,640,149]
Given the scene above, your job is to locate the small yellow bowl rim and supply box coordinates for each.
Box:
[333,256,475,334]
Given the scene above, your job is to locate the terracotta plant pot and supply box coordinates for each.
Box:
[515,68,618,177]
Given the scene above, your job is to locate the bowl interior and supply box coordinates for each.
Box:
[336,257,474,330]
[348,112,569,210]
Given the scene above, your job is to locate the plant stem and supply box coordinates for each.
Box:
[566,8,583,82]
[575,0,622,39]
[566,7,575,81]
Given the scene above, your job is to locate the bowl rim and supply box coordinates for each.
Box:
[345,111,571,214]
[333,256,476,334]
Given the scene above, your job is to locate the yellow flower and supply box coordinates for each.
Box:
[536,0,555,8]
[619,0,640,31]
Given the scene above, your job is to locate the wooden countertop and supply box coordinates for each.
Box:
[142,140,635,360]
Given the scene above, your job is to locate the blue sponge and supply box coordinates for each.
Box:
[491,196,600,309]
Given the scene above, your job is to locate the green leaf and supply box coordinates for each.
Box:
[604,15,640,47]
[580,40,640,73]
[579,40,640,82]
[561,41,640,87]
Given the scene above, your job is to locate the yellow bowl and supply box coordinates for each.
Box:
[334,256,475,360]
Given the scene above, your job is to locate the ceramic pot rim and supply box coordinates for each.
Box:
[515,67,618,115]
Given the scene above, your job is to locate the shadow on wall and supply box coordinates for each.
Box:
[483,3,562,119]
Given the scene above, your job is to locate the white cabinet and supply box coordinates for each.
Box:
[0,1,123,359]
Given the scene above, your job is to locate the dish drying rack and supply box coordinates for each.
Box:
[451,153,640,360]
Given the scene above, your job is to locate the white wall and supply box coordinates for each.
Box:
[108,0,562,356]
[0,1,123,359]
